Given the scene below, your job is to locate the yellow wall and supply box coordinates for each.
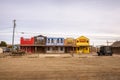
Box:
[76,36,90,54]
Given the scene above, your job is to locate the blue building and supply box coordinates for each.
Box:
[46,37,65,53]
[46,37,64,45]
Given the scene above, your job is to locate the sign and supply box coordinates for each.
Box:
[79,39,88,43]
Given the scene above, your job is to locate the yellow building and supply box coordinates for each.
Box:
[76,36,90,54]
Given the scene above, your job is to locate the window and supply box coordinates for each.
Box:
[57,39,59,43]
[51,39,54,43]
[48,39,50,43]
[61,38,63,43]
[39,37,44,40]
[87,40,89,43]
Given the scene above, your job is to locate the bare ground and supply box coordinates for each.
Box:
[0,53,120,80]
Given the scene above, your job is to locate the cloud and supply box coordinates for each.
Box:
[0,0,120,45]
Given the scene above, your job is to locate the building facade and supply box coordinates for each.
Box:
[64,38,76,53]
[20,37,35,53]
[76,36,90,54]
[111,41,120,54]
[46,37,65,53]
[34,35,46,53]
[20,35,90,54]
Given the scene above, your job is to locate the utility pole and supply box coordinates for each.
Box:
[107,40,108,46]
[106,40,113,46]
[12,20,16,52]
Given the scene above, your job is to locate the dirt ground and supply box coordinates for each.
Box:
[0,53,120,80]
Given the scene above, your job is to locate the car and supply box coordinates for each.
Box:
[3,48,11,53]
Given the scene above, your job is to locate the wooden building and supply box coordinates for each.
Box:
[46,37,65,53]
[20,37,35,53]
[34,35,46,53]
[64,38,76,53]
[76,36,90,54]
[111,41,120,54]
[20,35,90,54]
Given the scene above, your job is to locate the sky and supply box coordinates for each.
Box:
[0,0,120,46]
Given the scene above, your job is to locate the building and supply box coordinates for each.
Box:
[34,35,47,53]
[76,36,90,54]
[64,38,76,53]
[46,37,65,53]
[20,35,90,54]
[111,41,120,54]
[20,37,35,53]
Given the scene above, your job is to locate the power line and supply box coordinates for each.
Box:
[0,31,120,38]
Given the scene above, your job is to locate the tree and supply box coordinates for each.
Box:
[0,41,7,47]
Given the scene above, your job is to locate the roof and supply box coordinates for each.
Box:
[111,41,120,47]
[76,36,89,40]
[34,35,46,38]
[47,37,64,39]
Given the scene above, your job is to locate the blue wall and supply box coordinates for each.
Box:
[46,37,64,46]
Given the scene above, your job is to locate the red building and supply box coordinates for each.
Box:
[20,37,35,53]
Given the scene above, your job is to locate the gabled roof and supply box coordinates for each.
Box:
[34,35,46,37]
[76,36,89,40]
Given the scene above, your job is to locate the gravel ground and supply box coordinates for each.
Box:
[0,53,120,80]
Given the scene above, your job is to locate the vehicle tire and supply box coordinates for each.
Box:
[100,53,103,56]
[110,53,112,56]
[97,52,100,56]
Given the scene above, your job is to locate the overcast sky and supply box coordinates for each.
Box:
[0,0,120,46]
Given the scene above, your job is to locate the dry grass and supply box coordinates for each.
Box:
[0,54,120,80]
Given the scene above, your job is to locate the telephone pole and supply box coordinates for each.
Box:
[12,20,16,52]
[106,40,113,46]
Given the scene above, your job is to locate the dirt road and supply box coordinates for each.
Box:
[0,54,120,80]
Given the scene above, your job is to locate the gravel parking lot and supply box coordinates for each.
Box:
[0,53,120,80]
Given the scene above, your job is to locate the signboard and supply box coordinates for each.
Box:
[79,39,87,43]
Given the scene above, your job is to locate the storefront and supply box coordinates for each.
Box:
[46,37,65,53]
[34,35,46,53]
[20,35,90,54]
[20,37,35,53]
[76,36,90,54]
[64,38,75,53]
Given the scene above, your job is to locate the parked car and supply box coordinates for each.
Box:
[3,48,11,53]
